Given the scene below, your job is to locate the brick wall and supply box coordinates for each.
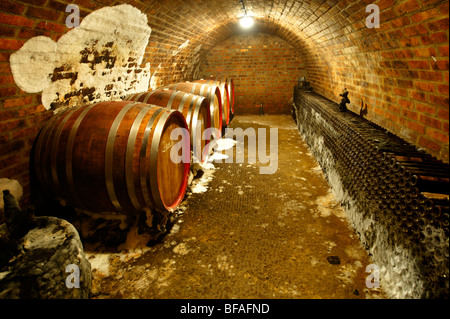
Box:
[199,32,305,115]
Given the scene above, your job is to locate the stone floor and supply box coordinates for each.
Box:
[85,115,386,299]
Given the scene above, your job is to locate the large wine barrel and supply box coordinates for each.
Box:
[166,82,222,140]
[33,101,190,214]
[125,89,212,163]
[197,77,235,117]
[194,79,230,125]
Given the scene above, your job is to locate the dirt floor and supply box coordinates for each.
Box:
[85,115,386,299]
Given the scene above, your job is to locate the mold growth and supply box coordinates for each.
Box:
[10,4,152,112]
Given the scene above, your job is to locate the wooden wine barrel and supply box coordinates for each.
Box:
[33,101,190,214]
[194,79,230,125]
[125,89,212,163]
[166,82,222,140]
[198,77,235,116]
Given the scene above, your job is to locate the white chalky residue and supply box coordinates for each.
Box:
[190,162,216,194]
[173,243,189,255]
[208,152,229,161]
[10,4,152,111]
[215,138,237,151]
[86,253,111,276]
[0,178,23,211]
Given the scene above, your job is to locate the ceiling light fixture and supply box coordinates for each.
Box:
[239,0,254,29]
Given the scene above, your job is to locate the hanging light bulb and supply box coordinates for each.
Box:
[239,15,254,28]
[238,0,254,29]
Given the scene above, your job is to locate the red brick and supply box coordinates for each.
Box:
[403,109,418,121]
[0,119,26,132]
[17,28,47,39]
[411,8,440,23]
[419,114,442,129]
[427,128,449,144]
[36,21,67,34]
[438,45,449,57]
[385,111,398,122]
[432,60,449,71]
[387,29,404,40]
[438,2,449,15]
[391,16,411,28]
[17,104,46,117]
[419,71,443,82]
[399,98,414,109]
[0,161,29,179]
[393,87,408,96]
[0,25,16,37]
[429,95,449,108]
[407,120,426,134]
[0,153,22,171]
[427,18,450,32]
[381,51,395,59]
[415,81,435,92]
[394,49,413,59]
[392,60,409,69]
[11,125,41,140]
[430,32,448,44]
[411,91,427,102]
[0,87,16,97]
[0,12,34,28]
[437,84,449,95]
[0,75,14,85]
[0,139,24,155]
[412,47,437,58]
[20,0,47,5]
[0,1,26,14]
[402,24,428,37]
[3,96,34,109]
[377,0,396,10]
[396,0,420,14]
[418,135,441,151]
[0,39,25,50]
[397,79,414,89]
[26,7,62,21]
[408,60,429,69]
[416,103,436,115]
[437,109,449,120]
[398,37,421,47]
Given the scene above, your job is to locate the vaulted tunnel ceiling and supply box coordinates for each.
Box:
[141,0,386,102]
[127,0,449,161]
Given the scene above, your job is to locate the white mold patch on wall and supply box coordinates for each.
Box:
[10,4,152,112]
